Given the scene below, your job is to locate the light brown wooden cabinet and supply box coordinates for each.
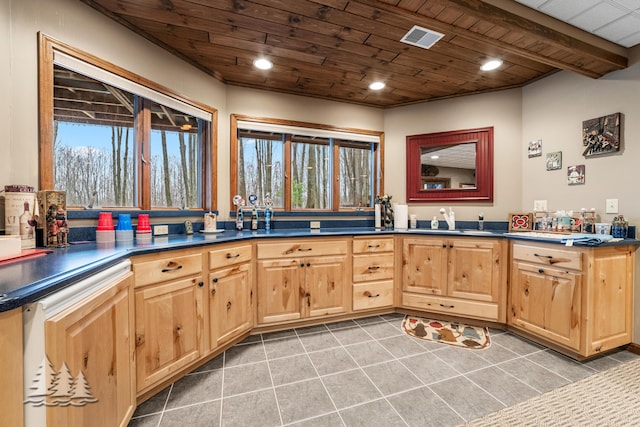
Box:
[207,244,253,349]
[0,308,23,427]
[509,241,634,357]
[132,249,205,393]
[401,236,506,322]
[352,236,394,311]
[43,272,135,427]
[256,239,349,325]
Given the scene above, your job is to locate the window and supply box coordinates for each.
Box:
[232,115,383,211]
[39,34,217,210]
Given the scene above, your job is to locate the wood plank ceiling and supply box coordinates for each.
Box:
[79,0,629,108]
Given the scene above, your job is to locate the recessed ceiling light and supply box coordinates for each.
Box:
[253,58,273,70]
[369,81,385,90]
[480,59,503,71]
[430,155,439,159]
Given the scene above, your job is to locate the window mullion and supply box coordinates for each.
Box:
[332,139,340,211]
[135,97,152,210]
[284,133,292,211]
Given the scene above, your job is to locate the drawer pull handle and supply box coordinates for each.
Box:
[439,303,455,309]
[534,253,553,259]
[197,281,204,287]
[226,253,240,259]
[364,291,380,298]
[538,268,544,274]
[212,277,218,283]
[298,248,313,252]
[162,262,183,273]
[368,244,380,248]
[227,301,232,310]
[368,265,380,270]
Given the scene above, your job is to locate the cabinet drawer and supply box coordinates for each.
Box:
[209,244,252,269]
[257,240,347,259]
[353,237,394,254]
[402,293,498,321]
[353,281,393,311]
[512,243,582,270]
[352,254,394,282]
[133,252,202,287]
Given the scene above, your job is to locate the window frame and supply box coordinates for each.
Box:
[230,114,384,212]
[38,33,218,211]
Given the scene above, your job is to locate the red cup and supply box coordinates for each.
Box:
[136,214,151,233]
[97,212,114,231]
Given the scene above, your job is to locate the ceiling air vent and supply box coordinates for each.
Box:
[400,25,444,49]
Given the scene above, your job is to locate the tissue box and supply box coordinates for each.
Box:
[0,235,21,258]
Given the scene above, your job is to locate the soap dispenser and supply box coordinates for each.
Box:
[431,216,439,230]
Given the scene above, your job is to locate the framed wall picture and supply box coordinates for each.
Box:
[567,164,585,185]
[582,113,621,157]
[508,212,533,231]
[546,151,562,170]
[528,139,542,157]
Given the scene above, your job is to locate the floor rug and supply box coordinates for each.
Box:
[463,356,640,426]
[401,315,490,350]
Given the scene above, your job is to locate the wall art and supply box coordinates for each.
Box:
[545,151,562,170]
[582,112,621,157]
[567,164,585,185]
[508,212,533,231]
[528,139,542,158]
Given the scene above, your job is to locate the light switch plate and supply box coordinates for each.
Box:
[605,199,619,214]
[533,200,547,211]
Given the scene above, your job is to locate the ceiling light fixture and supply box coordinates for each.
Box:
[253,58,273,70]
[480,59,503,71]
[369,81,385,90]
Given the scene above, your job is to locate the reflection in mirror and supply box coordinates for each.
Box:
[406,127,493,203]
[420,143,476,190]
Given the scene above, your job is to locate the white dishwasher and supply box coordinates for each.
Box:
[22,259,132,427]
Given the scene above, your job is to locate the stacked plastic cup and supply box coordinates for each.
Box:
[115,214,133,243]
[96,212,115,244]
[136,213,152,244]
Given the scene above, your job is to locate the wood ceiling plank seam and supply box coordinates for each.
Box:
[396,0,431,13]
[123,16,210,42]
[442,0,627,68]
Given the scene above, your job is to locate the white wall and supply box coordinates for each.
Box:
[384,89,523,222]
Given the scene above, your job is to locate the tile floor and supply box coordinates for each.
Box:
[128,314,638,427]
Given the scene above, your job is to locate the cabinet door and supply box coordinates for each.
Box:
[256,258,303,324]
[44,273,135,427]
[305,255,348,318]
[135,276,204,392]
[510,262,581,350]
[209,263,253,349]
[448,238,500,302]
[402,238,447,295]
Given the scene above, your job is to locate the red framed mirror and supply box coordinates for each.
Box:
[406,127,493,203]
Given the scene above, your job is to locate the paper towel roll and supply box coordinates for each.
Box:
[394,204,408,230]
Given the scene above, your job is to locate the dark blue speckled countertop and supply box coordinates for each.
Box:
[1,227,637,312]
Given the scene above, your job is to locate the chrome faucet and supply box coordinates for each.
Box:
[440,207,455,230]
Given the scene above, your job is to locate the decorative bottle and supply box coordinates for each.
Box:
[20,201,33,239]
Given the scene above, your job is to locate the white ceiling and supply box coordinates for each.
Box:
[515,0,640,48]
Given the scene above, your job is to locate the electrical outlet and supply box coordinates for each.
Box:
[605,199,619,214]
[310,221,321,229]
[534,200,547,211]
[153,225,169,235]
